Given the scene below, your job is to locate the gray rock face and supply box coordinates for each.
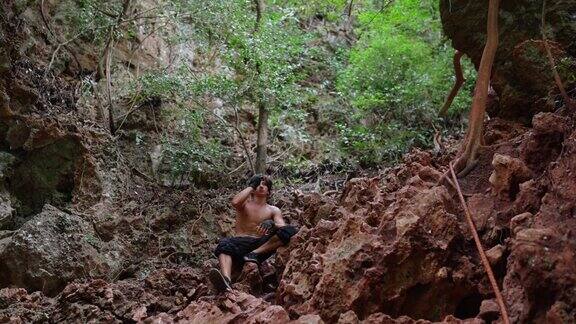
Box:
[0,205,115,296]
[0,152,16,230]
[0,193,12,230]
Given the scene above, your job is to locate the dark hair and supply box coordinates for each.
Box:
[263,176,273,193]
[251,174,273,194]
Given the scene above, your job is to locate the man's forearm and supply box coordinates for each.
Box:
[232,187,253,207]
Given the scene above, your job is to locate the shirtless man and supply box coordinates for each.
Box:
[209,174,298,292]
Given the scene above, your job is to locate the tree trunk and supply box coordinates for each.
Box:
[453,0,499,177]
[252,0,268,174]
[255,99,268,174]
[253,0,264,32]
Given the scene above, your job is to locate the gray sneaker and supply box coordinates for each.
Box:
[209,268,232,293]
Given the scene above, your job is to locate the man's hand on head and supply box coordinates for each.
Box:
[248,174,263,190]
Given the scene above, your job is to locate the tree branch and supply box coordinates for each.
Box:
[439,50,465,117]
[453,0,500,177]
[40,0,81,72]
[541,0,575,110]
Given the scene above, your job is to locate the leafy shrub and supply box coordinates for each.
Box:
[336,0,475,166]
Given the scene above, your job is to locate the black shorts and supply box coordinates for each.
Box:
[214,225,298,262]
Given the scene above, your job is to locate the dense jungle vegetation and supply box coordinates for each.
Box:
[53,0,477,183]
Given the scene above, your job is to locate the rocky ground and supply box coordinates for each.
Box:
[2,110,576,323]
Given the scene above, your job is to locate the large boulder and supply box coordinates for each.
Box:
[440,0,576,121]
[276,175,481,322]
[0,205,118,296]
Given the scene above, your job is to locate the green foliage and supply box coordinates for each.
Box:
[278,0,350,23]
[170,0,308,110]
[57,0,126,43]
[59,0,477,177]
[132,71,187,104]
[336,0,475,166]
[160,0,317,177]
[162,137,228,185]
[160,108,229,186]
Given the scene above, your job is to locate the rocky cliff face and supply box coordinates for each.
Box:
[440,0,576,122]
[274,112,576,323]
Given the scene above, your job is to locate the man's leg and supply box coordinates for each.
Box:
[219,253,233,280]
[212,238,239,292]
[244,226,298,264]
[251,235,282,254]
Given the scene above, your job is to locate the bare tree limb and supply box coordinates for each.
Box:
[101,0,133,135]
[186,96,255,174]
[346,0,354,18]
[439,50,465,116]
[40,0,82,72]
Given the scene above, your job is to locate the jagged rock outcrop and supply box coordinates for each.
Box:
[440,0,576,121]
[1,112,575,323]
[502,114,576,322]
[275,110,576,323]
[0,205,119,296]
[275,160,483,322]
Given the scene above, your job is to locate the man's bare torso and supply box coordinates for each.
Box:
[234,199,277,237]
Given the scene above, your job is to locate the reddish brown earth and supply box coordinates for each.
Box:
[2,111,576,323]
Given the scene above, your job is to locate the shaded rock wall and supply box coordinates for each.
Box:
[440,0,576,121]
[0,0,129,296]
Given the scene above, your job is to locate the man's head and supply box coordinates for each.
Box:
[248,174,273,197]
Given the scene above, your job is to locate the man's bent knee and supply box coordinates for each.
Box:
[275,225,298,245]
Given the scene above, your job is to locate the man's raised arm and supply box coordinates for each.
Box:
[231,187,253,210]
[232,175,261,210]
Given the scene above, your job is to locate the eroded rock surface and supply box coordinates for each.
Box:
[276,161,482,322]
[0,205,118,296]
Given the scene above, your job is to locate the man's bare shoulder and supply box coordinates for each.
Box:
[267,204,281,214]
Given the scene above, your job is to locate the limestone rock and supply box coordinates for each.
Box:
[0,205,115,295]
[277,177,475,322]
[485,245,505,266]
[510,212,533,235]
[174,291,290,323]
[478,299,499,321]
